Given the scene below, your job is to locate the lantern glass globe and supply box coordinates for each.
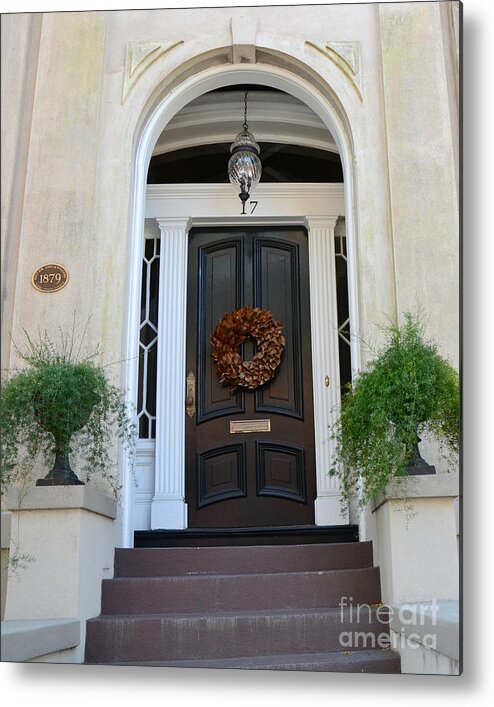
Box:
[228,128,262,202]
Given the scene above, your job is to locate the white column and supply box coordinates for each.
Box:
[151,217,191,529]
[306,215,349,525]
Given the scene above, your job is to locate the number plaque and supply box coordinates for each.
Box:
[32,264,69,293]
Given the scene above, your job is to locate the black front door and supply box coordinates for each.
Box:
[185,227,316,527]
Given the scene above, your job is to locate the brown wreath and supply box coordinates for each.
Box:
[210,306,285,390]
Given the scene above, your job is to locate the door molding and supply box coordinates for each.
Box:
[132,183,349,533]
[123,64,361,546]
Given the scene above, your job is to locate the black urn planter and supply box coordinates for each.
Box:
[405,436,436,476]
[1,329,136,498]
[36,447,85,486]
[34,390,100,487]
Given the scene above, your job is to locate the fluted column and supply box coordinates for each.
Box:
[151,217,191,529]
[306,216,349,524]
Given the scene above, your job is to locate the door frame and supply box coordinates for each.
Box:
[130,182,351,534]
[123,64,362,546]
[185,223,318,529]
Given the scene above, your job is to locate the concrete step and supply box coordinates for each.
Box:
[101,567,381,614]
[114,541,373,577]
[85,607,390,664]
[86,540,400,672]
[117,649,401,673]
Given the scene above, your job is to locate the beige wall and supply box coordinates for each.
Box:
[1,2,460,489]
[378,2,459,365]
[2,3,459,361]
[1,13,42,370]
[3,487,117,663]
[2,12,110,369]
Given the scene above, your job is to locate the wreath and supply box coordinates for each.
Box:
[210,306,285,390]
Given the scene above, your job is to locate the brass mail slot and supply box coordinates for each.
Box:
[230,419,271,434]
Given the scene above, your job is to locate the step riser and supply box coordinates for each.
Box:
[85,612,390,664]
[101,568,381,614]
[240,659,401,673]
[245,658,401,673]
[143,652,401,672]
[134,526,359,548]
[114,542,373,578]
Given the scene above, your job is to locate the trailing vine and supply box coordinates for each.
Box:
[1,322,136,498]
[329,312,459,509]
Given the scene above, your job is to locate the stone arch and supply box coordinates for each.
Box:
[122,51,362,545]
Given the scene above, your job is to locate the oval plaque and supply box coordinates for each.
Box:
[32,263,69,293]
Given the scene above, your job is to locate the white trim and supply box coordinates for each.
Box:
[137,183,347,531]
[130,439,155,531]
[306,215,347,525]
[123,63,360,546]
[151,217,191,529]
[145,183,346,218]
[153,90,338,156]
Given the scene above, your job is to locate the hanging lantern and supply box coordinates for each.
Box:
[228,91,262,214]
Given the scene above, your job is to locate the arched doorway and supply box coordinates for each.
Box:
[123,65,360,544]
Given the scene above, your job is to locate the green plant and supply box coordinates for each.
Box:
[329,312,459,508]
[1,324,136,497]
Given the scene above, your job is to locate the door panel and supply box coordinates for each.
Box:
[256,442,306,503]
[254,238,303,419]
[197,443,247,508]
[186,227,315,528]
[197,239,244,422]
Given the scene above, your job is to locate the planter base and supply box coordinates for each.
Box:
[36,474,84,486]
[370,473,459,605]
[406,441,436,475]
[406,460,436,476]
[36,450,85,486]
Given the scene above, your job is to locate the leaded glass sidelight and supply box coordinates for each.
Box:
[334,218,352,397]
[137,238,160,438]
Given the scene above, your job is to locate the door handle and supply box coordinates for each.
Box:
[186,371,196,418]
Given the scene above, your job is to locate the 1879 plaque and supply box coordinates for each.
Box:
[32,264,69,293]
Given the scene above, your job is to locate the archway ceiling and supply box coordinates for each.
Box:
[152,89,338,157]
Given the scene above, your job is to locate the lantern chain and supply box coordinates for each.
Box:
[243,91,248,131]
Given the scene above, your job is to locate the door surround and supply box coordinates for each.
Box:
[130,183,349,536]
[123,64,361,546]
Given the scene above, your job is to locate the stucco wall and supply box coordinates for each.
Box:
[378,2,459,365]
[3,12,118,371]
[1,3,459,362]
[1,4,459,533]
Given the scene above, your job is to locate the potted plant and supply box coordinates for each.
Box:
[1,324,136,496]
[329,312,460,508]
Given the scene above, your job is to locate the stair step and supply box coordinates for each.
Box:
[134,525,359,548]
[117,649,401,673]
[86,539,400,672]
[114,541,373,577]
[101,567,381,614]
[85,607,391,664]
